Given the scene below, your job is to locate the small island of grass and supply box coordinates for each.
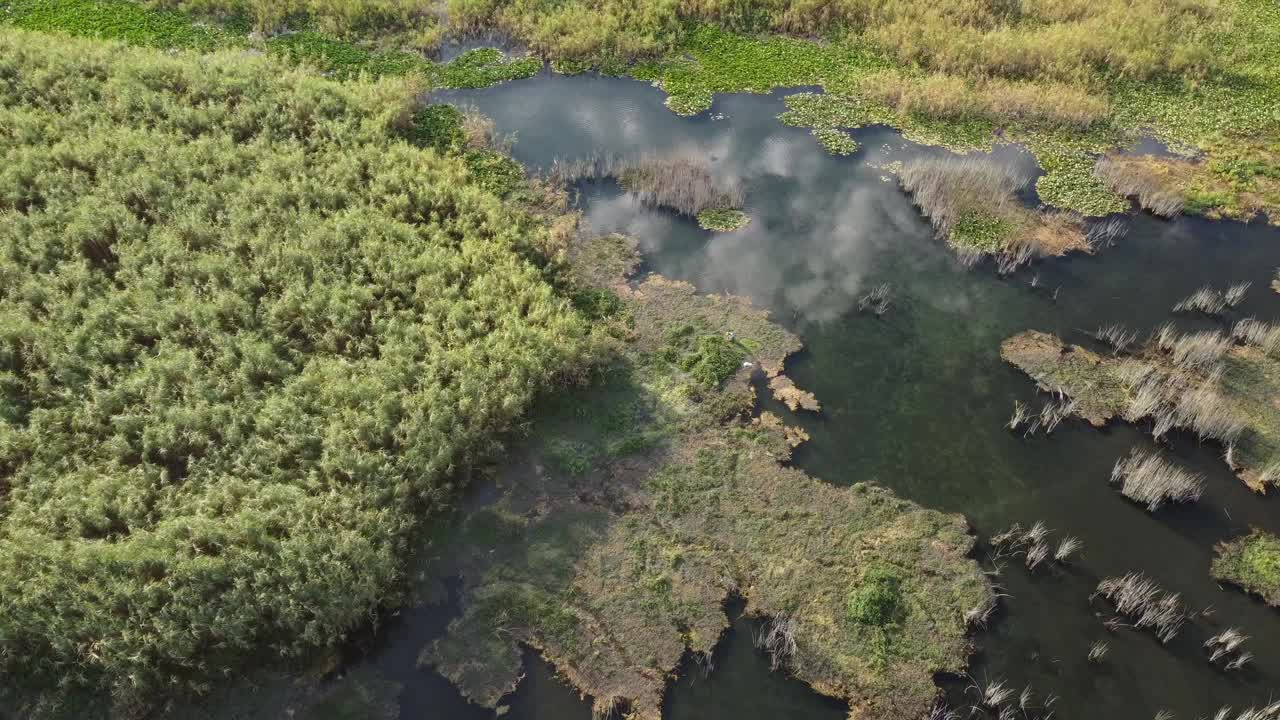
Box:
[1213,530,1280,607]
[696,207,751,231]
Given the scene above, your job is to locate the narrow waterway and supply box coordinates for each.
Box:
[387,69,1280,719]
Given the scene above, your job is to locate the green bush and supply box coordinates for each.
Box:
[0,28,588,715]
[847,563,904,626]
[678,335,745,387]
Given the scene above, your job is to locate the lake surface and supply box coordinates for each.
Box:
[388,69,1280,719]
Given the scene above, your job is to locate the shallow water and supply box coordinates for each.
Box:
[397,70,1280,718]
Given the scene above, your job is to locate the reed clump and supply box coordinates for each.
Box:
[1204,703,1280,720]
[1173,286,1227,316]
[551,151,744,218]
[1094,323,1138,354]
[1109,448,1205,511]
[858,283,892,316]
[991,521,1081,571]
[1087,640,1109,663]
[1204,627,1252,670]
[1094,572,1189,644]
[754,616,799,671]
[897,156,1088,263]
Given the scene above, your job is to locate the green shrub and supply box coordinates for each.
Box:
[847,563,904,626]
[678,335,745,387]
[0,29,588,715]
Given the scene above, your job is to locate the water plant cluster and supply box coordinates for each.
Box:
[1094,573,1189,644]
[895,156,1089,266]
[1001,324,1280,492]
[551,151,748,224]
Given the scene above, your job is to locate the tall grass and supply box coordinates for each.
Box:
[754,616,798,671]
[1173,286,1227,316]
[1094,156,1186,217]
[1093,323,1137,354]
[860,70,1108,128]
[898,156,1028,238]
[1109,448,1205,511]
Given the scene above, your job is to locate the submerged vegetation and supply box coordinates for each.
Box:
[1213,531,1280,607]
[0,27,594,716]
[1001,328,1280,492]
[422,234,992,720]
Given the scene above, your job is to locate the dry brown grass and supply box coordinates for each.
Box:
[1094,155,1187,217]
[897,156,1088,262]
[552,151,744,217]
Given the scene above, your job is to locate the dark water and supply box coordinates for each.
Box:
[383,70,1280,719]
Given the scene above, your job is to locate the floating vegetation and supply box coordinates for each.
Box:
[858,283,893,316]
[1094,572,1189,644]
[1173,286,1227,316]
[551,151,745,218]
[1087,640,1109,664]
[1109,448,1205,512]
[425,241,993,720]
[897,156,1088,265]
[811,127,859,155]
[1212,530,1280,607]
[696,207,751,231]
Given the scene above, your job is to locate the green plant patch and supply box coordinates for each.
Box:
[949,212,1018,253]
[812,127,859,155]
[0,28,590,716]
[696,207,750,231]
[847,563,905,626]
[437,47,542,89]
[672,334,746,387]
[1,0,243,50]
[403,104,466,153]
[1213,530,1280,607]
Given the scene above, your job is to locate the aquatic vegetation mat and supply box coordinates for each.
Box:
[1213,530,1280,607]
[1001,329,1280,492]
[0,29,592,715]
[419,235,993,720]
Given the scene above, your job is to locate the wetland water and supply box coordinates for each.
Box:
[393,71,1280,718]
